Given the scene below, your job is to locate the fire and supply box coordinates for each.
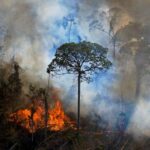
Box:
[9,100,74,133]
[48,100,72,131]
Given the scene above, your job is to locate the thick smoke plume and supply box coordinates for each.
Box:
[0,0,68,84]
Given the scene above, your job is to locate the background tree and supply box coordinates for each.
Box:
[47,41,112,131]
[88,7,125,59]
[8,61,22,97]
[63,14,76,42]
[120,40,150,99]
[117,22,150,99]
[28,84,48,138]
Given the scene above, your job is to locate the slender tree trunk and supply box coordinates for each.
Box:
[44,73,50,138]
[29,106,35,142]
[135,71,141,99]
[29,117,34,142]
[113,37,116,59]
[44,95,48,138]
[68,20,73,42]
[47,73,50,92]
[77,72,81,132]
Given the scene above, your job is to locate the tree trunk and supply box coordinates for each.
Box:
[135,71,141,99]
[77,72,81,132]
[113,37,116,59]
[44,96,48,138]
[44,73,50,138]
[68,21,73,42]
[29,104,35,142]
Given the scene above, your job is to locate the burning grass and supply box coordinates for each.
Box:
[9,99,75,133]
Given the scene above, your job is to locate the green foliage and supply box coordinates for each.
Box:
[47,41,112,82]
[8,62,22,97]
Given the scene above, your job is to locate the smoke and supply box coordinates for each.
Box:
[127,98,150,138]
[0,0,150,139]
[107,0,150,23]
[0,0,68,83]
[68,0,150,138]
[102,0,150,137]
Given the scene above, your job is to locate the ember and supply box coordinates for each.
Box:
[9,100,74,133]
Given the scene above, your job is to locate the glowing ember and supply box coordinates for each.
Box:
[9,100,74,133]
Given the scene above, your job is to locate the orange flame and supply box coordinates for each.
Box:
[9,100,74,133]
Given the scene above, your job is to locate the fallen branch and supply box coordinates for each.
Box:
[59,141,70,150]
[120,138,129,150]
[9,143,18,150]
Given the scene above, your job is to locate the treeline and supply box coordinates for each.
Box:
[0,60,48,150]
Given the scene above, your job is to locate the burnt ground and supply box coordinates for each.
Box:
[1,112,150,150]
[2,122,150,150]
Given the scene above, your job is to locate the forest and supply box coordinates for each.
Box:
[0,0,150,150]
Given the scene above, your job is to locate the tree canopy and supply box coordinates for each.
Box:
[47,41,112,82]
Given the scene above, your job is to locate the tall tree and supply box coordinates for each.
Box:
[120,40,150,99]
[89,7,125,59]
[117,22,150,99]
[47,41,112,131]
[8,61,22,97]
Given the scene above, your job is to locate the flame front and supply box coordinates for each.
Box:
[9,100,74,133]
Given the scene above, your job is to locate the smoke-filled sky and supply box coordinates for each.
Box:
[0,0,150,137]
